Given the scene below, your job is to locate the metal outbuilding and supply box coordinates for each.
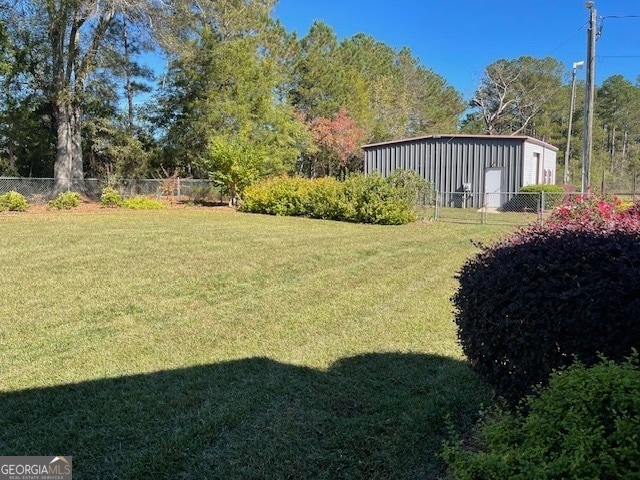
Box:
[363,134,558,208]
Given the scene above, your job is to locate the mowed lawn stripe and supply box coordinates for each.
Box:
[1,210,510,389]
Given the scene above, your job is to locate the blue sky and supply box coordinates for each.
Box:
[273,0,640,101]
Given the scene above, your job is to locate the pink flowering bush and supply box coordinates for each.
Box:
[453,195,640,404]
[548,194,640,231]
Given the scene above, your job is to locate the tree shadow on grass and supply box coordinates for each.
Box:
[0,353,490,479]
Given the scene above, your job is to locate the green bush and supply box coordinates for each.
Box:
[305,177,355,220]
[516,184,565,211]
[386,169,434,206]
[48,191,81,210]
[241,176,311,216]
[0,190,29,211]
[100,187,123,208]
[240,174,416,225]
[121,197,166,210]
[443,357,640,480]
[345,173,416,225]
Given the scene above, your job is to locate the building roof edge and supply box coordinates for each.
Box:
[362,134,559,151]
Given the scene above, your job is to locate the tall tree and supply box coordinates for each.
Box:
[336,34,399,141]
[471,56,564,136]
[0,8,56,176]
[4,0,156,190]
[289,21,347,120]
[394,47,464,136]
[290,26,464,161]
[597,75,640,174]
[154,0,309,180]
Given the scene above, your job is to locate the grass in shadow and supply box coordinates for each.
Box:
[0,353,490,479]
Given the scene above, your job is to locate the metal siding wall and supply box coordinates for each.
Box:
[391,145,397,173]
[510,143,523,191]
[448,142,457,191]
[464,143,472,186]
[543,146,557,184]
[436,141,445,190]
[403,143,410,170]
[522,141,536,185]
[430,142,436,184]
[412,143,418,172]
[384,146,391,175]
[364,137,531,199]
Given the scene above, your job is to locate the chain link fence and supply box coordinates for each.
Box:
[434,191,563,226]
[0,177,224,204]
[433,190,640,225]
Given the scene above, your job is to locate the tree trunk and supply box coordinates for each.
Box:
[53,101,84,193]
[47,2,116,194]
[623,128,629,168]
[124,19,134,134]
[609,125,615,173]
[7,146,15,173]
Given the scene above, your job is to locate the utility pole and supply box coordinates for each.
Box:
[581,1,597,194]
[564,61,583,185]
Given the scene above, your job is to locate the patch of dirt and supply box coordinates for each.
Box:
[4,200,238,215]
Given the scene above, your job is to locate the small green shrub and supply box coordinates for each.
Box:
[48,191,81,210]
[524,183,565,209]
[121,197,166,210]
[0,190,29,211]
[503,184,565,212]
[443,357,640,480]
[100,187,123,208]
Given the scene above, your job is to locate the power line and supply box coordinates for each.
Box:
[547,21,588,57]
[601,15,640,19]
[598,14,640,39]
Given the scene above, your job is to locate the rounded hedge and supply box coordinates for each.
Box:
[100,187,123,208]
[453,217,640,404]
[48,191,81,210]
[0,190,29,211]
[443,358,640,479]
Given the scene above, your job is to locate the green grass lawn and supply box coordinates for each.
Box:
[0,209,513,479]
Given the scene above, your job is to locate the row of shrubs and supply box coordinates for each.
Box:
[446,194,640,477]
[0,189,166,211]
[240,171,432,225]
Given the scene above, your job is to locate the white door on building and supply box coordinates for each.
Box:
[484,168,503,208]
